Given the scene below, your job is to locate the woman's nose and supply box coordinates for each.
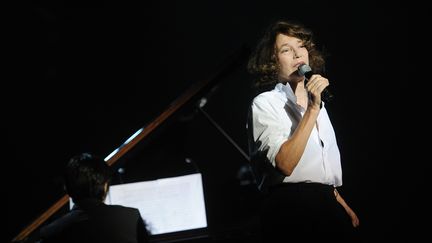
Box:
[293,50,301,58]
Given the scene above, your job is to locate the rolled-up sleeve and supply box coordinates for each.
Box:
[251,97,291,167]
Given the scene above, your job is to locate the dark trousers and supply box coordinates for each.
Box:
[259,183,359,243]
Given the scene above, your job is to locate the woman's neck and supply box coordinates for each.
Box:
[289,81,308,109]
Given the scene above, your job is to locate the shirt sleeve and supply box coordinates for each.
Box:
[251,97,292,167]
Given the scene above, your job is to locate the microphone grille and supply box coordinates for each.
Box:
[298,64,312,77]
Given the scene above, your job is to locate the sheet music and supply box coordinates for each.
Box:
[105,173,207,235]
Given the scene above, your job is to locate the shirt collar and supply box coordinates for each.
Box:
[275,82,297,104]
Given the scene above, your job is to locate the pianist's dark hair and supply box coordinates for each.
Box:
[64,153,112,203]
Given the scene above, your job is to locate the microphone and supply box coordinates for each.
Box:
[298,64,333,102]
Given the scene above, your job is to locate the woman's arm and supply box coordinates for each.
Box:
[334,189,360,227]
[275,105,320,175]
[275,74,328,176]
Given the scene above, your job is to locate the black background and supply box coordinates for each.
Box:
[5,2,416,242]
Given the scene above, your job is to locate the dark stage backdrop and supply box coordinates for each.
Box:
[5,2,411,243]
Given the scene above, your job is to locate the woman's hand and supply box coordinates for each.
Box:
[305,74,329,108]
[345,205,360,227]
[334,189,360,227]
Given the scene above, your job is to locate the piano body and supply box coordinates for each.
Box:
[11,46,263,243]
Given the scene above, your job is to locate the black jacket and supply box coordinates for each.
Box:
[39,198,149,243]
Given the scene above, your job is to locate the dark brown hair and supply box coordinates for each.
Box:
[248,20,325,90]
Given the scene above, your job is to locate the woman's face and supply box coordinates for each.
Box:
[274,34,309,82]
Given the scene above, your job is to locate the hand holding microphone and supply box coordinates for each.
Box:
[298,64,333,103]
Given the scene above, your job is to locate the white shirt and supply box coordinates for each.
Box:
[248,83,342,189]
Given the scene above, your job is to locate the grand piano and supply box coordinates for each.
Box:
[11,46,263,243]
